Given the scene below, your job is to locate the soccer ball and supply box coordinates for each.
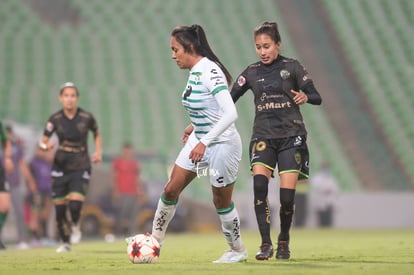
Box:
[126,233,160,264]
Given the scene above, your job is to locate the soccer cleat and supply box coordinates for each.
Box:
[276,240,290,260]
[70,224,82,244]
[255,243,274,260]
[213,248,248,263]
[56,243,71,253]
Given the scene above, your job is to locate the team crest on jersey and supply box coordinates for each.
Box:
[237,76,246,87]
[280,69,290,80]
[183,85,192,100]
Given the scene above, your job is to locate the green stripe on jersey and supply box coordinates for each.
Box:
[188,80,202,85]
[184,106,206,111]
[193,122,212,127]
[189,114,207,119]
[212,85,227,95]
[185,98,204,103]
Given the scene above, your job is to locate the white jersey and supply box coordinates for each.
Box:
[181,57,238,144]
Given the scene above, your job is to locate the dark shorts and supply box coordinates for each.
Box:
[249,136,310,180]
[0,165,8,192]
[51,169,91,202]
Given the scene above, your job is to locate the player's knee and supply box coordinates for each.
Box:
[162,187,180,202]
[55,204,67,223]
[253,174,269,197]
[280,188,295,213]
[68,200,82,213]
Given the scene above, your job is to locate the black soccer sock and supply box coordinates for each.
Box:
[279,188,295,241]
[253,174,272,245]
[55,204,70,243]
[68,200,83,225]
[0,212,8,232]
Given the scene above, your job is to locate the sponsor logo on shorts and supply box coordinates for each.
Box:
[256,141,266,151]
[294,151,302,164]
[294,136,303,146]
[51,170,64,177]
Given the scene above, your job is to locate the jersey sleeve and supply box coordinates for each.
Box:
[293,60,322,105]
[88,113,99,137]
[199,63,238,146]
[0,122,6,148]
[230,67,251,103]
[200,90,238,146]
[204,63,228,96]
[43,116,56,137]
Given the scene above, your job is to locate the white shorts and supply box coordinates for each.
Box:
[175,132,242,188]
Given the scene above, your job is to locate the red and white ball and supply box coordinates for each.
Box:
[127,233,160,264]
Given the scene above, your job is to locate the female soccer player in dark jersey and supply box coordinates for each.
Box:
[0,121,13,249]
[231,21,322,260]
[39,82,102,252]
[138,24,247,263]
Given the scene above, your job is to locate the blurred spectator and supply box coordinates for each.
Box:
[112,143,145,236]
[309,162,339,227]
[1,125,37,249]
[26,145,55,246]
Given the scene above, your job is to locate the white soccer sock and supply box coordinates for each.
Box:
[151,197,177,245]
[218,206,244,252]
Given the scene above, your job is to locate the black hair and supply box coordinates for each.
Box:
[171,24,232,86]
[254,21,281,43]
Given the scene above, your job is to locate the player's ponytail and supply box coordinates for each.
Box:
[171,24,232,86]
[254,21,281,44]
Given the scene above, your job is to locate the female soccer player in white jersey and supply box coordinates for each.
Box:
[149,24,247,263]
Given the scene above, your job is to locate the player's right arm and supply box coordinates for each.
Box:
[39,119,55,151]
[230,67,251,103]
[1,123,13,173]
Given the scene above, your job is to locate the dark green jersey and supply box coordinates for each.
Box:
[0,122,7,149]
[43,108,98,172]
[231,55,322,139]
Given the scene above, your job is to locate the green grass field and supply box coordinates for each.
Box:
[1,229,413,275]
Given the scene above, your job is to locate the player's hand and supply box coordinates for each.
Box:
[189,142,206,163]
[291,90,308,105]
[181,124,194,144]
[181,133,190,144]
[92,152,102,163]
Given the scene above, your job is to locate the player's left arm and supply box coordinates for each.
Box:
[90,115,102,163]
[292,61,322,105]
[92,131,102,163]
[189,89,237,163]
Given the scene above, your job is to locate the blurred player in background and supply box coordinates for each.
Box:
[39,82,102,253]
[0,121,14,250]
[231,21,322,260]
[2,125,37,250]
[26,145,55,246]
[310,162,339,227]
[145,24,247,263]
[112,142,144,236]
